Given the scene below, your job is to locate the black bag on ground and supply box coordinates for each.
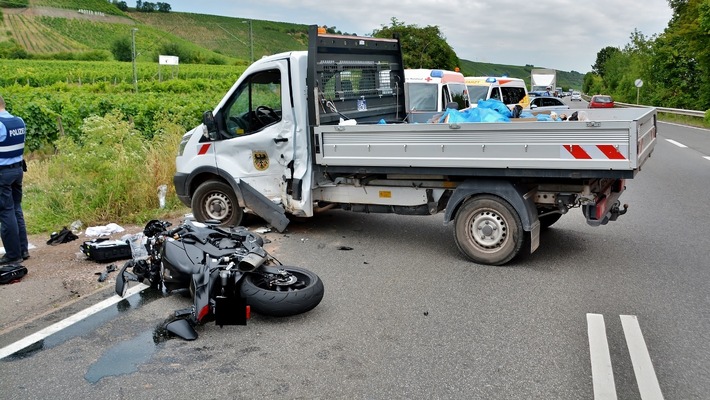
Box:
[47,227,79,245]
[0,264,28,284]
[81,238,132,263]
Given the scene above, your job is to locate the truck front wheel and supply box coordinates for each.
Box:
[191,181,244,227]
[454,195,524,266]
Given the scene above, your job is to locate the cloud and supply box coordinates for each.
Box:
[169,0,672,72]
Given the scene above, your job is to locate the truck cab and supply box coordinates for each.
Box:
[174,28,406,231]
[404,69,470,123]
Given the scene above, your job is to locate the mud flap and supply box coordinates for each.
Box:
[238,180,290,232]
[522,190,541,254]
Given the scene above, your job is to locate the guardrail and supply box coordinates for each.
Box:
[600,99,706,118]
[572,95,706,118]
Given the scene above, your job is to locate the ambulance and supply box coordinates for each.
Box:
[465,76,530,110]
[404,69,470,123]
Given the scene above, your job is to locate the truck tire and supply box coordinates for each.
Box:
[240,266,324,317]
[454,195,524,266]
[191,181,244,227]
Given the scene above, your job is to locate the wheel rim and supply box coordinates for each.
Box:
[251,270,310,292]
[469,209,508,250]
[203,192,232,221]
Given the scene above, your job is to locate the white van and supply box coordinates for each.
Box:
[405,69,470,122]
[465,76,530,110]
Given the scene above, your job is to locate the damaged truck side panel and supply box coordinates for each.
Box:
[174,26,657,266]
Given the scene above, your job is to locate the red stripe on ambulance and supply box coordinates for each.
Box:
[198,144,212,155]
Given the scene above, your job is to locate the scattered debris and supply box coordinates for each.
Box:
[95,264,118,282]
[47,227,79,245]
[254,227,271,234]
[85,223,125,237]
[0,264,28,284]
[337,246,353,251]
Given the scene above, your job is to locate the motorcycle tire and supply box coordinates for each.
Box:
[240,266,324,317]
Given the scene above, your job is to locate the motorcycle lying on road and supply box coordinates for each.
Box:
[115,218,324,340]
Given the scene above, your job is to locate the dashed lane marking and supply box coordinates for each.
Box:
[587,313,618,400]
[0,283,149,360]
[587,314,665,400]
[620,315,665,400]
[665,139,687,148]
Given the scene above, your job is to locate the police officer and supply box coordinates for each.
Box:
[0,94,29,264]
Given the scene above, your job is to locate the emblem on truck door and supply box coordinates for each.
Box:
[252,150,269,171]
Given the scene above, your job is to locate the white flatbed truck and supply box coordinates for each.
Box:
[174,26,657,265]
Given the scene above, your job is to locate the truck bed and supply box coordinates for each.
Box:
[313,108,656,178]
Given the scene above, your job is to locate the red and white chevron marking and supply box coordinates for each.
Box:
[561,144,627,160]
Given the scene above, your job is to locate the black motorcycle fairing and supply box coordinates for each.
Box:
[165,319,198,340]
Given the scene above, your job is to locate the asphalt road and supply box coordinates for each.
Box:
[1,108,708,399]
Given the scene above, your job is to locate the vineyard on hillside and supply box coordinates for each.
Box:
[129,12,309,60]
[1,59,246,152]
[6,14,87,53]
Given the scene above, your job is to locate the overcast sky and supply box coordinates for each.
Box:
[162,0,673,73]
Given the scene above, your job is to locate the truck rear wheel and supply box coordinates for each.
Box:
[454,195,524,266]
[191,181,244,227]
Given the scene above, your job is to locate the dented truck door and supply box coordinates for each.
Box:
[211,60,295,217]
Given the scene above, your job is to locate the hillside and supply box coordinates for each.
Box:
[1,0,583,87]
[458,60,584,91]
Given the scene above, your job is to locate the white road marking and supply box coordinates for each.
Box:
[704,156,710,162]
[587,313,618,400]
[620,315,665,400]
[0,283,149,360]
[665,139,687,148]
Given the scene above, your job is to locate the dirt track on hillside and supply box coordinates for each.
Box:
[3,6,135,25]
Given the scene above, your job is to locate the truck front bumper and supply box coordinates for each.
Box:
[173,173,191,207]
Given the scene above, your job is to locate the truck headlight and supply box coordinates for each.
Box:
[177,131,193,156]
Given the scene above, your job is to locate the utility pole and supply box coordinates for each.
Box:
[243,20,253,63]
[132,28,138,93]
[217,22,253,63]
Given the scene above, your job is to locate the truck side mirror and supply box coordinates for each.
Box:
[203,111,217,134]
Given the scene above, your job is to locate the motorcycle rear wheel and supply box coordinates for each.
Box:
[240,266,324,317]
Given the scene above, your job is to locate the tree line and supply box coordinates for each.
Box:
[111,0,171,12]
[585,0,710,112]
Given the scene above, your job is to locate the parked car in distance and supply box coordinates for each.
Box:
[529,96,570,112]
[571,91,582,101]
[588,95,614,108]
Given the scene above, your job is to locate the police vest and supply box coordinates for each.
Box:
[0,115,26,159]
